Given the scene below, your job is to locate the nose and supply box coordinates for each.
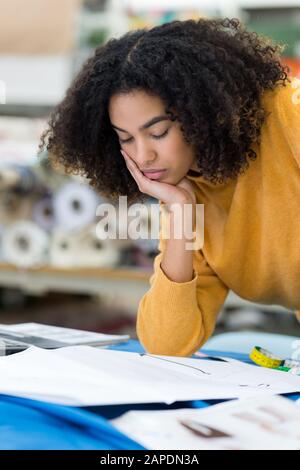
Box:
[132,141,158,170]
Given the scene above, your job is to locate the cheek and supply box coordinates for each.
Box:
[163,133,186,155]
[166,137,193,166]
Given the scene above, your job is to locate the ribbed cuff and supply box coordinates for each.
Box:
[149,262,199,302]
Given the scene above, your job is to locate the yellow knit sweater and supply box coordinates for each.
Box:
[136,78,300,357]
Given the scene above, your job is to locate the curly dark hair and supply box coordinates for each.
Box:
[39,17,290,204]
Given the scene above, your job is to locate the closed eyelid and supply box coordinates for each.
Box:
[118,128,169,143]
[116,125,170,137]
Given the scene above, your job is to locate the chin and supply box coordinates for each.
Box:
[173,174,187,185]
[165,176,178,185]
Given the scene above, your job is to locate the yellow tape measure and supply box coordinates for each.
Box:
[250,346,283,369]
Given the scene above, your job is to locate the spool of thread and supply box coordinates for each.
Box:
[2,220,49,268]
[128,199,160,254]
[53,182,100,232]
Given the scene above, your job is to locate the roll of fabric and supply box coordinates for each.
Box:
[53,182,100,232]
[49,231,77,268]
[32,196,56,232]
[0,224,5,262]
[128,199,160,254]
[96,202,134,250]
[0,163,43,193]
[98,198,159,252]
[50,226,120,268]
[0,192,34,225]
[2,220,49,268]
[77,226,121,268]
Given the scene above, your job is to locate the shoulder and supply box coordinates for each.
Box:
[261,78,300,168]
[261,77,300,122]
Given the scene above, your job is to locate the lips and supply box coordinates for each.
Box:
[142,169,167,180]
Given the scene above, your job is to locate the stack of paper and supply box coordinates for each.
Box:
[111,396,300,450]
[0,322,130,348]
[0,346,299,406]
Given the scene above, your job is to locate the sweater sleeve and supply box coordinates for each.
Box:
[136,202,229,357]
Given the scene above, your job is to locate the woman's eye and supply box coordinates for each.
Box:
[119,129,169,144]
[152,129,169,140]
[119,137,133,144]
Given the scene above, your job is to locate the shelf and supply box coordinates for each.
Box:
[0,262,293,314]
[0,262,151,297]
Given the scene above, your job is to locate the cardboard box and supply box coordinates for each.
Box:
[0,0,81,54]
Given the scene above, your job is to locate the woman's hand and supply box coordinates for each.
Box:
[121,149,197,211]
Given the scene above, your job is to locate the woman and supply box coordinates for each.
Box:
[39,18,300,357]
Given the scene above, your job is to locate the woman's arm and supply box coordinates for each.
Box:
[120,149,229,356]
[136,202,229,357]
[160,201,196,283]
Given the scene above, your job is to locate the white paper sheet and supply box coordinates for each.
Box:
[0,322,129,346]
[0,346,299,406]
[111,396,300,450]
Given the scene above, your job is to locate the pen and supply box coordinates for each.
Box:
[193,351,227,362]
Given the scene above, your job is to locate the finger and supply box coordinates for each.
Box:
[121,150,137,171]
[121,150,145,183]
[121,150,136,176]
[121,150,135,171]
[120,150,167,200]
[120,149,131,162]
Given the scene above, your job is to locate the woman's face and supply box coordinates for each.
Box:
[108,90,199,185]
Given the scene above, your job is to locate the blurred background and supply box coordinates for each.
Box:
[0,0,299,340]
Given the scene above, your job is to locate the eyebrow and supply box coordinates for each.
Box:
[111,115,169,133]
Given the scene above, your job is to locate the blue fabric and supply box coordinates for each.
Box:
[106,339,253,363]
[1,338,299,449]
[0,394,145,450]
[106,339,145,353]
